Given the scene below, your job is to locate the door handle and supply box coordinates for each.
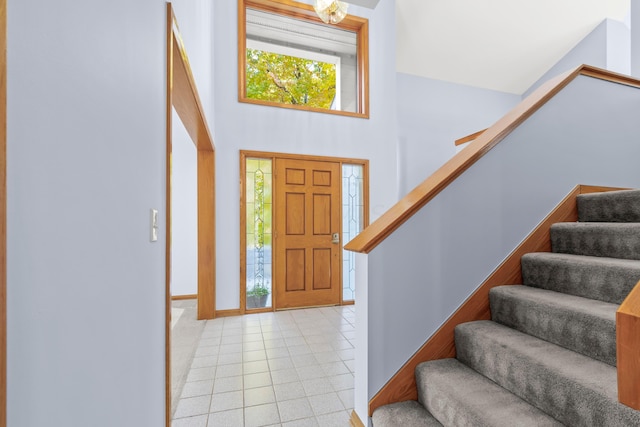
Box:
[332,233,340,244]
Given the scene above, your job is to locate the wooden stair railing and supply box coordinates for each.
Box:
[454,128,487,146]
[344,65,640,255]
[364,185,626,415]
[342,64,640,417]
[618,279,640,410]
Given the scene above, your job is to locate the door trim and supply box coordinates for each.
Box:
[239,150,369,314]
[165,8,172,425]
[166,4,216,425]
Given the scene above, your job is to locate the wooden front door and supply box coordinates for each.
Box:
[274,158,341,309]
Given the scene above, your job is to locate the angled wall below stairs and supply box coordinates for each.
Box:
[361,74,640,414]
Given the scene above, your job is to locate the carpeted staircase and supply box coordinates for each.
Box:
[372,189,640,426]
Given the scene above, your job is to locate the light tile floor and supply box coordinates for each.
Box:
[171,304,356,427]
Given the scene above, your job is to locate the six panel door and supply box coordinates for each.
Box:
[274,158,341,309]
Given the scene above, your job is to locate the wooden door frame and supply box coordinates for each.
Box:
[0,0,6,424]
[239,150,369,314]
[166,4,216,425]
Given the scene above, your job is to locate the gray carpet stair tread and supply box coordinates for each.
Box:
[490,285,617,366]
[415,358,562,427]
[550,222,640,260]
[372,401,443,427]
[385,189,640,427]
[521,252,640,304]
[577,189,640,222]
[455,321,640,426]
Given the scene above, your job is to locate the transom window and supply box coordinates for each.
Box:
[246,39,341,110]
[238,0,369,118]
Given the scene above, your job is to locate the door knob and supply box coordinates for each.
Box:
[332,233,340,244]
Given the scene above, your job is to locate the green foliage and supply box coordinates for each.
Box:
[247,283,270,297]
[246,48,337,109]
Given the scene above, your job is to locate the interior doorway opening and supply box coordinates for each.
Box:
[166,4,216,425]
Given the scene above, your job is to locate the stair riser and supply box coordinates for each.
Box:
[578,190,640,222]
[455,322,640,427]
[550,223,640,260]
[521,253,640,305]
[490,286,616,366]
[372,401,443,427]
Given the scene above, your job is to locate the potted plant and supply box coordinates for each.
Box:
[247,283,270,309]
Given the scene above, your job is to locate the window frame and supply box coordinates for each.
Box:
[238,0,369,118]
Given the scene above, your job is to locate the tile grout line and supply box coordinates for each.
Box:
[171,305,356,426]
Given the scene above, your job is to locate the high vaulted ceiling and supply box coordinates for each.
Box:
[396,0,630,94]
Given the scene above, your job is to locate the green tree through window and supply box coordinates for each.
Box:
[246,48,337,109]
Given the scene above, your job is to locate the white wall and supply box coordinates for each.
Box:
[171,0,215,127]
[523,20,608,97]
[364,75,640,406]
[523,19,631,98]
[353,253,369,424]
[171,109,198,296]
[607,19,631,75]
[7,0,167,425]
[399,16,632,203]
[632,1,640,78]
[212,0,399,310]
[396,74,520,195]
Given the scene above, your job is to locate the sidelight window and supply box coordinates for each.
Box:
[245,158,273,309]
[342,164,364,301]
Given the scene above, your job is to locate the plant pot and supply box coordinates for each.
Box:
[247,294,269,309]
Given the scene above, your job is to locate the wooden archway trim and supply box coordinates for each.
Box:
[168,9,216,321]
[166,3,216,425]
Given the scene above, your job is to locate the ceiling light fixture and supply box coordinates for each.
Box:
[314,0,349,25]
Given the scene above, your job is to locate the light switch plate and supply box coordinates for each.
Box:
[151,209,159,242]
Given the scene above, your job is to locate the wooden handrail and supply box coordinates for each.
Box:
[344,65,640,254]
[617,279,640,410]
[455,128,487,146]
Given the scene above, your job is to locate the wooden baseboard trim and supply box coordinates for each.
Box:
[247,307,274,314]
[350,410,366,427]
[171,294,197,301]
[368,184,625,415]
[342,300,355,306]
[216,302,351,318]
[578,185,629,195]
[215,309,242,318]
